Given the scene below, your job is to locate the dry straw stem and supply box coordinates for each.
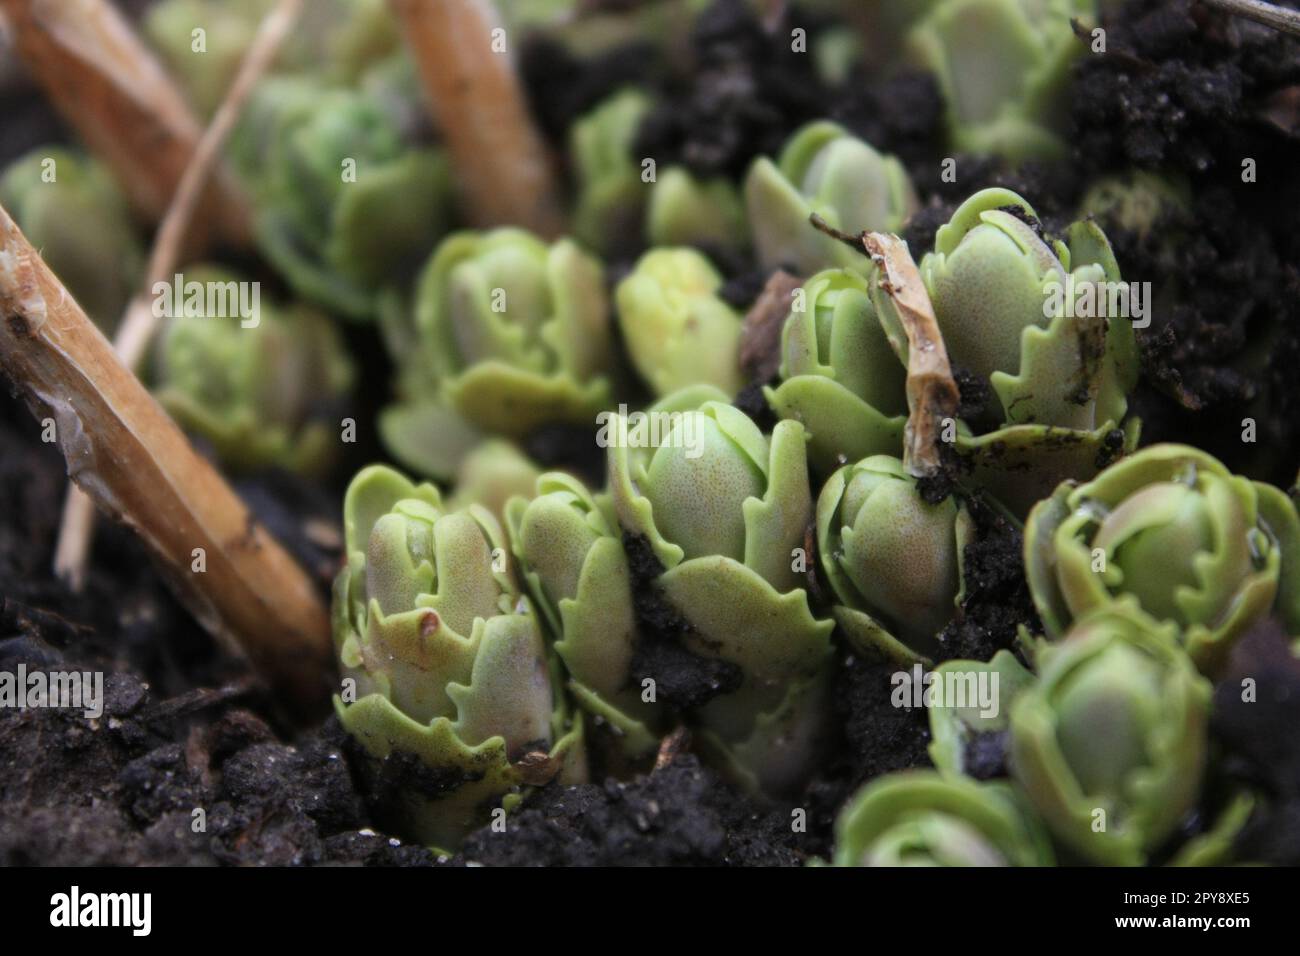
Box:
[389,0,565,237]
[0,208,333,716]
[0,0,252,251]
[53,0,305,588]
[863,231,960,479]
[1201,0,1300,38]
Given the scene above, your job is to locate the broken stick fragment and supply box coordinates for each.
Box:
[52,0,305,593]
[862,231,960,479]
[389,0,565,237]
[0,0,253,253]
[0,204,332,716]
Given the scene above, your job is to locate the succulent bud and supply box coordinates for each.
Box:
[602,389,835,794]
[616,248,745,398]
[1025,444,1300,673]
[145,0,400,115]
[927,650,1035,777]
[907,0,1094,160]
[334,465,585,848]
[906,187,1140,515]
[0,147,142,333]
[765,268,907,473]
[233,74,451,319]
[151,265,355,474]
[1009,604,1211,865]
[1077,172,1190,243]
[832,771,1053,866]
[816,455,974,660]
[381,228,616,478]
[744,120,917,275]
[646,166,747,255]
[448,440,542,522]
[920,187,1136,431]
[506,472,663,757]
[570,88,652,256]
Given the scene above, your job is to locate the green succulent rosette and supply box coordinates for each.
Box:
[927,649,1036,777]
[898,187,1141,515]
[145,0,401,116]
[920,187,1137,431]
[506,472,664,759]
[1024,443,1300,673]
[381,227,616,479]
[1009,604,1211,865]
[0,147,142,333]
[598,387,835,795]
[1168,792,1256,867]
[448,440,542,523]
[816,455,975,662]
[907,0,1096,160]
[570,88,652,256]
[765,268,907,473]
[744,120,917,275]
[615,248,745,399]
[232,72,451,320]
[646,166,747,255]
[151,265,354,475]
[1078,171,1191,242]
[831,771,1054,866]
[333,465,586,849]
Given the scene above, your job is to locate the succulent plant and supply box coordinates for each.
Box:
[832,771,1053,866]
[448,440,542,522]
[590,387,836,794]
[333,465,586,848]
[1025,444,1300,673]
[0,147,142,333]
[765,268,907,473]
[145,0,400,115]
[1009,604,1211,865]
[920,187,1136,431]
[645,166,747,256]
[907,0,1095,160]
[899,187,1140,514]
[233,72,451,320]
[927,649,1035,777]
[817,455,975,661]
[1168,792,1256,867]
[744,120,917,275]
[381,227,615,479]
[506,471,664,758]
[615,248,745,399]
[570,88,652,256]
[1078,171,1190,243]
[151,265,354,474]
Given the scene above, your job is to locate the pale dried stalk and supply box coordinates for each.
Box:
[0,0,252,250]
[389,0,564,236]
[54,0,304,590]
[863,232,960,479]
[0,207,333,713]
[1201,0,1300,37]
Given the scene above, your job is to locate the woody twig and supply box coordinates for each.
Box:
[1201,0,1300,38]
[0,0,253,252]
[0,206,332,715]
[53,0,303,589]
[389,0,565,237]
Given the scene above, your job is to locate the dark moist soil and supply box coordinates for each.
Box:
[4,0,1300,866]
